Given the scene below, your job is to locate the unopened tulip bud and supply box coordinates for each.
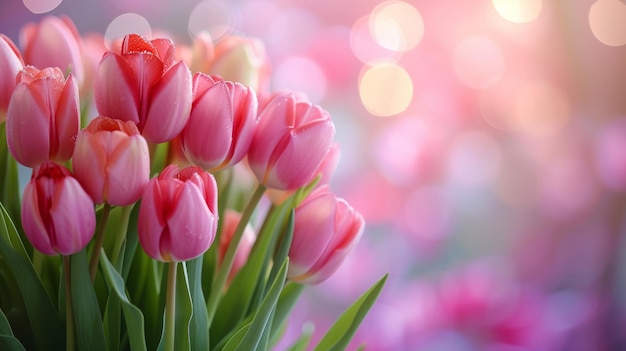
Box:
[6,66,79,167]
[72,116,150,206]
[21,161,96,255]
[138,164,218,262]
[0,34,24,119]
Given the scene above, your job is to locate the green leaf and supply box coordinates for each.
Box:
[286,325,313,351]
[157,262,193,351]
[188,257,209,350]
[270,283,304,344]
[0,122,22,234]
[0,203,64,350]
[0,306,26,351]
[0,202,27,258]
[313,274,388,351]
[100,250,147,351]
[103,292,121,351]
[266,209,295,290]
[231,258,288,351]
[70,250,107,351]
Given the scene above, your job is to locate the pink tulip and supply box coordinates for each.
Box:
[20,15,84,85]
[72,116,150,206]
[21,161,96,255]
[94,33,192,143]
[288,186,364,284]
[6,66,79,167]
[218,209,256,281]
[0,34,24,119]
[181,32,215,75]
[181,74,258,171]
[138,164,218,262]
[248,92,335,190]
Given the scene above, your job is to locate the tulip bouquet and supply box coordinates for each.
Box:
[0,15,386,351]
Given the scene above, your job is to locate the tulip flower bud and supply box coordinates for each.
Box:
[218,209,256,282]
[138,164,218,262]
[0,34,24,120]
[181,74,258,171]
[20,15,84,84]
[6,66,79,167]
[72,116,150,206]
[95,34,192,143]
[21,161,96,255]
[288,186,364,284]
[248,92,335,190]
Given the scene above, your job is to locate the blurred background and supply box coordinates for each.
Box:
[3,0,626,349]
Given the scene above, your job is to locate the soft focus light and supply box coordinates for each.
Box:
[350,15,401,63]
[446,131,502,188]
[188,0,233,41]
[274,56,327,103]
[513,81,570,137]
[453,36,505,89]
[104,13,151,49]
[359,62,413,117]
[589,0,626,47]
[23,0,61,13]
[492,0,542,23]
[370,1,424,52]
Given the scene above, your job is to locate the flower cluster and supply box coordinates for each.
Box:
[0,15,384,351]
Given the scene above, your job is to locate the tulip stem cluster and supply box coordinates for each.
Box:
[89,203,111,281]
[63,255,75,351]
[206,183,266,325]
[164,261,178,351]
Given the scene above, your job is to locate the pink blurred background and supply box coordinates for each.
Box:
[3,0,626,349]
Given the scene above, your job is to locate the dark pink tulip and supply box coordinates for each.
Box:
[6,66,79,167]
[181,74,257,171]
[72,116,150,206]
[248,92,335,190]
[20,15,84,84]
[95,34,192,143]
[0,34,24,119]
[288,186,364,284]
[21,161,96,255]
[138,164,218,262]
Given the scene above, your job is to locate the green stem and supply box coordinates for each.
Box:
[63,256,75,351]
[89,203,112,282]
[110,205,133,267]
[205,183,266,326]
[165,261,178,351]
[32,250,44,277]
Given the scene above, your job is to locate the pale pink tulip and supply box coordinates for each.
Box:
[218,209,256,282]
[95,34,192,143]
[248,92,335,190]
[21,161,95,255]
[72,116,150,206]
[138,164,218,262]
[6,66,79,167]
[288,186,364,284]
[0,34,24,119]
[181,74,257,171]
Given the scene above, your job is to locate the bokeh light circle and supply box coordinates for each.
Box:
[453,36,505,89]
[188,0,233,41]
[492,0,542,23]
[589,0,626,47]
[274,56,327,103]
[23,0,62,14]
[104,13,152,49]
[359,62,413,117]
[513,81,570,137]
[370,1,424,52]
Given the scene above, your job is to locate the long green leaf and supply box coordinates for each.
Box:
[0,202,27,258]
[270,283,304,344]
[188,257,209,350]
[103,292,121,351]
[0,307,26,351]
[70,250,107,351]
[157,262,193,351]
[0,123,22,234]
[100,250,147,351]
[313,274,388,351]
[0,203,64,349]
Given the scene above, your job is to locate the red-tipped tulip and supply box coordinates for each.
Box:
[0,34,24,119]
[6,66,79,167]
[248,92,335,190]
[20,15,84,84]
[138,164,218,262]
[72,116,150,206]
[288,186,364,284]
[181,74,257,171]
[21,161,96,255]
[95,34,192,143]
[218,209,256,281]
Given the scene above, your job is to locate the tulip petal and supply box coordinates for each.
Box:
[50,177,96,255]
[54,74,80,162]
[105,134,150,206]
[95,52,140,124]
[138,178,168,261]
[73,131,108,204]
[21,182,56,255]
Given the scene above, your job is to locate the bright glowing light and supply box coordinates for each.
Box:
[589,0,626,46]
[513,81,570,137]
[188,0,233,41]
[359,62,413,117]
[23,0,61,13]
[492,0,542,23]
[274,57,327,103]
[350,15,401,63]
[370,1,424,51]
[453,36,505,89]
[104,13,151,49]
